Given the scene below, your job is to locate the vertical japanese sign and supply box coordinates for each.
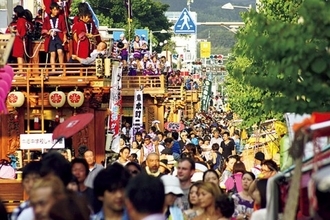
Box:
[200,42,211,59]
[201,79,212,112]
[108,61,122,153]
[132,90,143,138]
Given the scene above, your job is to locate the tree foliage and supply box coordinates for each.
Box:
[227,0,330,126]
[71,0,173,53]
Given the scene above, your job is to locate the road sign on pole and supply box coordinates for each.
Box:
[174,8,197,34]
[200,42,211,58]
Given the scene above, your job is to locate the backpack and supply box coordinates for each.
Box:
[227,175,238,196]
[216,152,225,172]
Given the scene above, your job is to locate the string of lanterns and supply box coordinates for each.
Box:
[7,90,85,109]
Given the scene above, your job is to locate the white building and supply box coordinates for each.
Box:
[165,11,197,63]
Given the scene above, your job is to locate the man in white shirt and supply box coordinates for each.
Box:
[210,129,223,147]
[122,122,133,142]
[152,136,165,154]
[251,152,265,178]
[159,56,172,74]
[84,150,104,188]
[139,54,152,73]
[214,95,223,112]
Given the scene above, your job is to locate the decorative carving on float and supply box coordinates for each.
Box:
[7,114,20,155]
[75,102,90,147]
[148,107,156,128]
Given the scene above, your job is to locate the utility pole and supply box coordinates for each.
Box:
[187,0,193,11]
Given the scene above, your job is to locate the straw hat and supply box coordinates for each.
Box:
[159,159,171,172]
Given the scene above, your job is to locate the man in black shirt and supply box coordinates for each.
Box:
[220,131,236,158]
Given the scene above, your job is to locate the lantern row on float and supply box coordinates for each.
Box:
[48,90,85,108]
[7,90,85,109]
[0,65,14,113]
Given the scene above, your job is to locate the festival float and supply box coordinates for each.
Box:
[0,1,201,166]
[266,113,330,220]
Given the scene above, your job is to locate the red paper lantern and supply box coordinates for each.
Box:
[67,90,84,108]
[7,91,25,108]
[49,91,66,108]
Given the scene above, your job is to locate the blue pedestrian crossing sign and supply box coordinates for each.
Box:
[174,8,197,34]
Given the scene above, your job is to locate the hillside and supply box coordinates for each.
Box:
[157,0,255,55]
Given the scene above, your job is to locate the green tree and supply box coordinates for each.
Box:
[226,57,283,127]
[227,0,330,125]
[71,0,172,53]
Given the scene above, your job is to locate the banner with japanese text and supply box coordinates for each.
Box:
[201,79,212,112]
[132,90,143,138]
[108,61,122,153]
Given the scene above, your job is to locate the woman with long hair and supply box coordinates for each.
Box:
[251,179,268,213]
[225,160,247,193]
[193,182,222,220]
[184,181,203,219]
[12,5,27,73]
[203,169,220,187]
[219,155,237,189]
[232,172,255,220]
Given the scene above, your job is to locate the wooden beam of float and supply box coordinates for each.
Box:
[9,63,167,95]
[0,34,15,67]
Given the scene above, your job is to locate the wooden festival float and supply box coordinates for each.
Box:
[0,35,201,164]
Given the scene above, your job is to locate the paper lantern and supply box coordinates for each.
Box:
[7,91,25,108]
[67,91,84,108]
[49,91,66,108]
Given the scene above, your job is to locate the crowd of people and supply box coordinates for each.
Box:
[1,1,283,220]
[0,107,283,220]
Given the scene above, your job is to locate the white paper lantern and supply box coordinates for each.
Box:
[49,91,66,108]
[67,91,84,108]
[7,91,25,108]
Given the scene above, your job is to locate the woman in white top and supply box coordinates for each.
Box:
[130,141,141,163]
[139,54,153,75]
